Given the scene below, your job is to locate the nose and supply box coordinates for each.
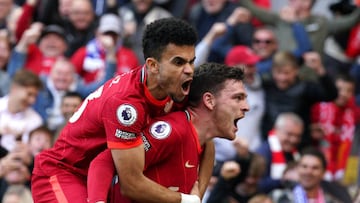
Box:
[242,99,250,113]
[183,63,194,75]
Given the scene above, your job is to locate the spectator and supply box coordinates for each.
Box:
[71,13,138,84]
[207,138,267,203]
[256,112,303,193]
[261,51,338,147]
[239,0,360,56]
[0,0,14,29]
[188,0,253,63]
[0,142,33,201]
[252,24,311,75]
[0,69,43,152]
[15,0,97,57]
[8,23,67,76]
[310,74,358,181]
[54,91,83,141]
[118,0,172,63]
[273,147,352,203]
[28,125,53,157]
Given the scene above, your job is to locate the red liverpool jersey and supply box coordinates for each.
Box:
[142,110,202,194]
[34,66,175,177]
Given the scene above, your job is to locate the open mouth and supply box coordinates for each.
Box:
[181,80,192,94]
[234,118,241,127]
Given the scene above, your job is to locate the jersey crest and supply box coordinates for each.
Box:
[116,104,137,126]
[150,121,171,139]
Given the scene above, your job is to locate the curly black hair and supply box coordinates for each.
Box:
[142,17,197,61]
[188,63,245,107]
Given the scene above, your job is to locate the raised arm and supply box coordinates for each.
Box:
[329,8,360,35]
[238,0,279,26]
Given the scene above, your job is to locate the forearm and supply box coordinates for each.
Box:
[238,0,279,25]
[111,147,199,203]
[198,140,215,198]
[329,8,360,34]
[7,50,27,77]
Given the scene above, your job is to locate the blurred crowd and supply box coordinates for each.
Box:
[1,0,360,202]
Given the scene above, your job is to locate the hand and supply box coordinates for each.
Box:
[227,7,251,26]
[27,0,38,6]
[221,161,241,180]
[203,22,227,44]
[279,6,297,22]
[232,137,249,158]
[310,123,325,140]
[22,22,43,45]
[303,51,325,76]
[190,180,200,198]
[99,35,116,53]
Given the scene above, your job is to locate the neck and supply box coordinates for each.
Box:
[7,97,21,114]
[187,107,214,145]
[306,186,321,199]
[146,70,167,100]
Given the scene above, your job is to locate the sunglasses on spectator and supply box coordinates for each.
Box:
[253,39,274,44]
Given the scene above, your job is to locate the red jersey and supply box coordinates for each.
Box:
[108,110,202,203]
[34,66,175,178]
[142,110,202,193]
[25,44,57,76]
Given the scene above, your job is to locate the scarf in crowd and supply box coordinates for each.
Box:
[83,39,106,73]
[293,184,325,203]
[268,130,300,179]
[311,101,356,180]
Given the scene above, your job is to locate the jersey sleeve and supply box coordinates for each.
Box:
[102,94,147,150]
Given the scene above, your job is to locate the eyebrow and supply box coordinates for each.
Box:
[172,56,196,64]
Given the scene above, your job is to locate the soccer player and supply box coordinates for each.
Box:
[31,17,206,203]
[87,63,250,203]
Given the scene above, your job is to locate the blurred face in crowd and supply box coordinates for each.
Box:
[298,155,325,191]
[272,64,298,90]
[59,0,72,17]
[0,0,13,21]
[9,84,39,113]
[50,59,75,91]
[39,33,67,58]
[61,96,83,121]
[202,0,227,15]
[29,131,52,156]
[132,0,153,14]
[5,163,30,185]
[334,78,355,107]
[276,119,303,152]
[252,29,277,59]
[68,0,94,31]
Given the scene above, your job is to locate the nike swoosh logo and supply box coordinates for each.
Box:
[185,160,196,168]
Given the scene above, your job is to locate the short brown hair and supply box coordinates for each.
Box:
[272,51,299,69]
[12,69,43,89]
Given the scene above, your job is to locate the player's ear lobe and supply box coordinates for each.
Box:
[145,58,159,73]
[203,92,215,110]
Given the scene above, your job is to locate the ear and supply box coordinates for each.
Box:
[145,57,159,74]
[203,92,215,110]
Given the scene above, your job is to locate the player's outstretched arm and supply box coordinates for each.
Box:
[198,140,215,198]
[111,145,201,203]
